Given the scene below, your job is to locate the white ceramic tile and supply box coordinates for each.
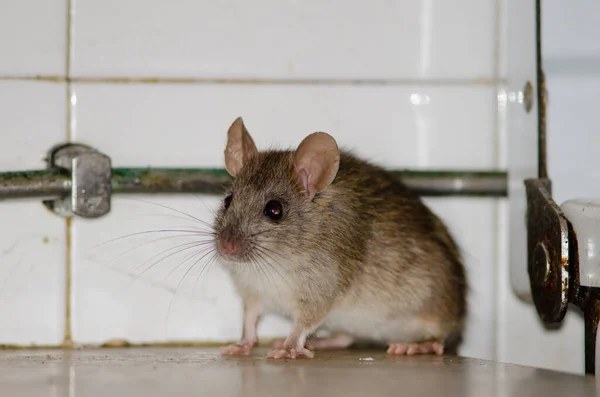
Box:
[545,75,600,205]
[0,80,67,345]
[71,83,496,170]
[71,0,496,80]
[543,0,600,61]
[0,81,66,170]
[505,0,538,300]
[0,0,67,76]
[423,198,498,360]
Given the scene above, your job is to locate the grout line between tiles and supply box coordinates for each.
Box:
[62,0,74,348]
[0,76,64,83]
[0,75,506,87]
[493,0,502,82]
[65,0,75,143]
[491,0,504,363]
[494,200,509,362]
[65,0,73,84]
[63,218,73,347]
[493,0,506,169]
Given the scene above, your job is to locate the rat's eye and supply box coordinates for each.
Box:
[264,200,283,221]
[224,194,233,210]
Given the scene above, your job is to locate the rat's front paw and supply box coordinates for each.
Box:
[221,343,254,356]
[267,347,314,359]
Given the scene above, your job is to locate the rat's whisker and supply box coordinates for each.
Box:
[253,242,305,270]
[166,247,218,334]
[121,197,214,229]
[136,213,215,231]
[193,194,218,218]
[103,234,212,267]
[253,242,295,267]
[255,244,312,286]
[258,256,292,289]
[251,245,293,290]
[247,251,278,292]
[160,244,215,285]
[129,239,215,275]
[91,229,214,250]
[176,247,218,296]
[248,229,273,239]
[192,250,219,299]
[125,241,212,291]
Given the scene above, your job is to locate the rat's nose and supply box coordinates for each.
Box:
[220,237,239,256]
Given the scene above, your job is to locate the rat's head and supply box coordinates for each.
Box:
[213,117,340,266]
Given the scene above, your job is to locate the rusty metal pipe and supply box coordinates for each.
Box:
[0,168,508,200]
[0,170,71,200]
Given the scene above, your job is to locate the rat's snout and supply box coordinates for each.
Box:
[217,227,243,258]
[220,236,239,256]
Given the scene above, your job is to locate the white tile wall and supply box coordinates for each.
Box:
[505,0,538,300]
[545,75,600,205]
[543,0,600,61]
[0,1,67,76]
[0,0,587,376]
[71,0,496,80]
[543,0,600,204]
[0,80,67,345]
[70,83,496,169]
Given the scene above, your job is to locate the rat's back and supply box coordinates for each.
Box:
[321,152,467,351]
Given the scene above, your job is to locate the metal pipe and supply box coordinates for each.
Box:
[111,168,230,196]
[0,168,508,200]
[0,169,71,200]
[389,170,507,197]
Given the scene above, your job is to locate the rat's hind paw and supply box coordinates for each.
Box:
[387,341,444,356]
[221,343,253,356]
[267,347,314,359]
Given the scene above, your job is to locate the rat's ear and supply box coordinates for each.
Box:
[225,117,258,177]
[293,132,340,200]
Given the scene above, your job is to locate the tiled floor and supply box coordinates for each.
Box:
[0,347,595,396]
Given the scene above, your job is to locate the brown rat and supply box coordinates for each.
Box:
[214,117,467,359]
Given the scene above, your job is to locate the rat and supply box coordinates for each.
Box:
[214,117,467,359]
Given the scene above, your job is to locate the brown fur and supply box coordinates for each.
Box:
[214,145,467,352]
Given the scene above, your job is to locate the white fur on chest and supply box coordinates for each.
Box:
[223,255,303,319]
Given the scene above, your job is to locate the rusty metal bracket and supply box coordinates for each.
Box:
[525,178,570,324]
[43,143,112,218]
[526,178,600,374]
